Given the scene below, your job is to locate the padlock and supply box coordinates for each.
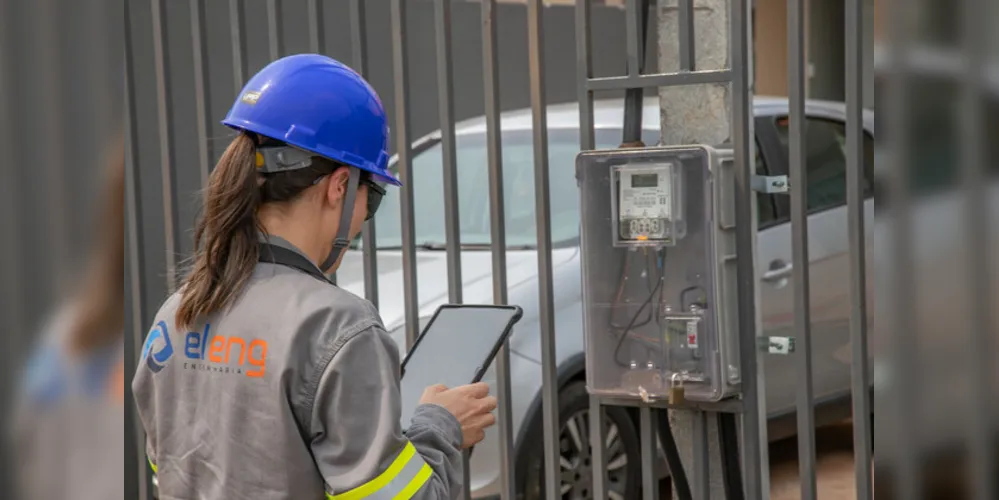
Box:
[668,373,685,405]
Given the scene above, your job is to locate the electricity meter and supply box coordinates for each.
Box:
[612,163,684,246]
[576,145,743,403]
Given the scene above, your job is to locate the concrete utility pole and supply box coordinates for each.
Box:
[658,0,768,498]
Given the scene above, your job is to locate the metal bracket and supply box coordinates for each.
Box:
[751,174,789,194]
[757,336,796,355]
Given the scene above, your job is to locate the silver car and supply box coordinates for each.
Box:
[337,96,875,500]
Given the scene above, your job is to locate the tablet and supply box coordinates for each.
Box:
[399,304,523,429]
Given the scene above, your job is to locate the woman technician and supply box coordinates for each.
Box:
[132,54,496,500]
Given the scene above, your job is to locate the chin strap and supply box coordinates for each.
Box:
[320,167,361,273]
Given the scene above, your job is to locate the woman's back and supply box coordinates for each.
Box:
[133,249,388,500]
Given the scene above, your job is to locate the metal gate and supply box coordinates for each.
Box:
[113,1,991,500]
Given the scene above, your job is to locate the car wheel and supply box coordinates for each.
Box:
[517,381,641,500]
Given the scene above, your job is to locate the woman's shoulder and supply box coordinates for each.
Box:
[247,265,382,323]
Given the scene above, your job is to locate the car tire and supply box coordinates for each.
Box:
[516,381,641,500]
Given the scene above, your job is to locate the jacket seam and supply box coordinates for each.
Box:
[301,319,379,423]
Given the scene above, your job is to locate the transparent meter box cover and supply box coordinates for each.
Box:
[575,145,741,403]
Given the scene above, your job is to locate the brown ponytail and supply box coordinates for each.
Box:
[175,133,341,329]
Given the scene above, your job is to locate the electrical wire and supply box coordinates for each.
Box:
[611,247,666,367]
[612,278,662,367]
[656,408,693,500]
[608,256,655,332]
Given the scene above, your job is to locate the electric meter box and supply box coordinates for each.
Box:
[576,145,742,403]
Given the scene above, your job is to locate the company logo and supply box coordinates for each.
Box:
[141,321,174,373]
[183,323,268,378]
[241,90,261,105]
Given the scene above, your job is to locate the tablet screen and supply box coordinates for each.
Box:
[399,305,522,429]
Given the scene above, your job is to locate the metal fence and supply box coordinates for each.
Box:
[122,1,889,500]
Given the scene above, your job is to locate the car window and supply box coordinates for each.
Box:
[755,140,779,227]
[372,129,621,249]
[774,117,875,213]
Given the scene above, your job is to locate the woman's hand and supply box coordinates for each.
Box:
[419,382,498,448]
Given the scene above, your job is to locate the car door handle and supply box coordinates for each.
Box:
[762,262,793,282]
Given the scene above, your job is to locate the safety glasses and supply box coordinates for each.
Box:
[361,175,386,221]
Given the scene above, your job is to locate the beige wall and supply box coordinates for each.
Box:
[754,0,789,97]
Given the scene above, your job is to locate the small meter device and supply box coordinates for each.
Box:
[612,162,684,247]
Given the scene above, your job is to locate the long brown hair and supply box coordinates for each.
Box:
[175,133,340,329]
[68,134,126,352]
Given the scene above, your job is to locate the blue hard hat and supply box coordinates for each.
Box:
[222,53,400,186]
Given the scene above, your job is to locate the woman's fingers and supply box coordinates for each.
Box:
[463,428,486,448]
[478,396,498,413]
[466,411,497,430]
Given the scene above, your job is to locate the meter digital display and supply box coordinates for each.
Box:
[630,173,658,188]
[612,162,683,246]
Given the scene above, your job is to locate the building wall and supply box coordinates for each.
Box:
[753,0,876,108]
[754,0,790,97]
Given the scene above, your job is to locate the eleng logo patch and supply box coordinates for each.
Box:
[141,321,174,373]
[141,321,269,378]
[183,323,268,378]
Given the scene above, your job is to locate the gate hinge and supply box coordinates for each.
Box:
[758,336,795,355]
[751,175,789,194]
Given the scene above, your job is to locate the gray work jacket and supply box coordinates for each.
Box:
[132,239,464,500]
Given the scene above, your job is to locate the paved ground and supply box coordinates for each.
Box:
[657,420,862,499]
[769,421,860,500]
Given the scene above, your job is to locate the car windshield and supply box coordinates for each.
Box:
[369,128,625,250]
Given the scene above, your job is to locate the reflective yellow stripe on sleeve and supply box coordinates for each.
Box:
[148,457,158,474]
[326,442,432,500]
[392,463,432,500]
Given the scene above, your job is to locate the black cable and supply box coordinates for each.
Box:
[656,408,693,500]
[612,278,662,367]
[718,412,746,500]
[609,252,654,331]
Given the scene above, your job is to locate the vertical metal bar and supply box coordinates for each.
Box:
[622,0,650,145]
[678,0,696,71]
[960,0,995,499]
[886,1,917,496]
[639,407,658,500]
[229,0,248,92]
[0,0,24,362]
[390,0,420,349]
[151,0,178,291]
[730,0,764,497]
[190,0,211,187]
[482,1,515,498]
[33,0,68,282]
[625,0,640,77]
[435,0,462,305]
[352,0,379,309]
[578,0,603,491]
[526,2,559,499]
[577,3,599,499]
[844,0,873,498]
[433,0,467,490]
[306,0,324,53]
[575,0,595,150]
[788,0,817,496]
[266,0,282,59]
[123,4,150,497]
[692,411,710,499]
[589,396,607,500]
